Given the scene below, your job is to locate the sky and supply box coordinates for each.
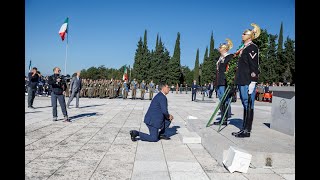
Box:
[25,0,295,76]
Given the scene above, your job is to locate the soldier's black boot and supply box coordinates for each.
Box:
[232,109,247,136]
[235,109,253,138]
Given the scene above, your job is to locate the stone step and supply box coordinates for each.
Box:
[186,118,295,168]
[175,127,201,144]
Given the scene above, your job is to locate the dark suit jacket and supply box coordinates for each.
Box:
[70,76,82,93]
[144,92,169,129]
[191,83,198,93]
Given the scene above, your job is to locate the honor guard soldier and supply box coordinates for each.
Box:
[232,23,261,138]
[213,38,234,126]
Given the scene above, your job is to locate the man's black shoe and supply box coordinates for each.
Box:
[130,130,137,141]
[231,130,243,136]
[213,121,227,125]
[28,106,35,109]
[159,134,171,140]
[235,130,250,138]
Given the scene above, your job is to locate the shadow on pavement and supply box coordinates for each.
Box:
[69,112,97,121]
[79,104,104,109]
[228,118,244,130]
[263,123,270,128]
[166,125,180,138]
[25,111,42,114]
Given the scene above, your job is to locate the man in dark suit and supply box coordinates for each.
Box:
[27,67,40,109]
[67,71,82,108]
[191,80,198,101]
[130,83,174,142]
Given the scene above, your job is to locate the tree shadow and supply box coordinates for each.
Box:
[69,112,97,121]
[165,125,180,138]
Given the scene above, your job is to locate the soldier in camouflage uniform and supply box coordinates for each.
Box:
[148,80,155,100]
[87,80,93,98]
[123,79,128,99]
[131,79,137,100]
[109,78,114,99]
[140,80,146,100]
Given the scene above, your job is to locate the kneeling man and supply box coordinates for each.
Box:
[130,83,174,142]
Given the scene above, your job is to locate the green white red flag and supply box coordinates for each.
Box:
[123,66,128,80]
[59,17,69,41]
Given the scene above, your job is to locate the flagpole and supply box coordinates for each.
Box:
[65,17,69,75]
[65,38,68,75]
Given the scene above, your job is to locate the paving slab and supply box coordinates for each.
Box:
[25,93,294,179]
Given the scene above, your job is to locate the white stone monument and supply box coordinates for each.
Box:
[223,146,252,173]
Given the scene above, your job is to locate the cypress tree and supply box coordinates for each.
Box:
[168,32,181,85]
[194,49,199,82]
[140,29,150,82]
[200,47,209,85]
[283,37,295,83]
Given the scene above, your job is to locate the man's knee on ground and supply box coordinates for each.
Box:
[149,136,159,142]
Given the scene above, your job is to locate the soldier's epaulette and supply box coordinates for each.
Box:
[248,42,258,48]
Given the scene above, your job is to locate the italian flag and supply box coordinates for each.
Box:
[59,17,69,41]
[123,66,128,80]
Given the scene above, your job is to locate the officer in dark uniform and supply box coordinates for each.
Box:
[232,23,261,138]
[213,38,234,125]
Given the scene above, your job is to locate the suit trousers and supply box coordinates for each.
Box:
[139,120,171,142]
[67,90,80,107]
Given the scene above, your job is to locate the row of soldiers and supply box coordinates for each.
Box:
[71,78,156,100]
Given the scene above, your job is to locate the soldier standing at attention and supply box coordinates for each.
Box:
[148,80,155,100]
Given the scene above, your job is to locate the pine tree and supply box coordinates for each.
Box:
[194,49,199,82]
[283,36,295,83]
[200,47,209,85]
[140,29,150,82]
[253,29,269,83]
[132,37,143,81]
[202,33,219,83]
[266,34,279,83]
[168,32,181,85]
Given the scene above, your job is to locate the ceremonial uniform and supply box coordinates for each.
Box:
[232,23,261,138]
[214,38,234,126]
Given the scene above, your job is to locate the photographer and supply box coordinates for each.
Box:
[27,67,40,108]
[48,67,70,122]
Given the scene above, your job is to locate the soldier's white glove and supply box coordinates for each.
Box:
[248,82,256,94]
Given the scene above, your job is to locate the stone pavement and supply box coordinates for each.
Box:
[25,91,295,180]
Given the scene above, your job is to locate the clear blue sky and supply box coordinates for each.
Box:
[25,0,295,76]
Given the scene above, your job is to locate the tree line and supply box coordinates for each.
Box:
[80,22,295,85]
